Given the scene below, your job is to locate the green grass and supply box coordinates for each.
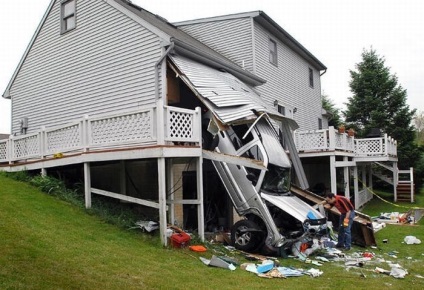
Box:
[1,174,424,289]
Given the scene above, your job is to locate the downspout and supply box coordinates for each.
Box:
[320,69,327,76]
[155,42,175,100]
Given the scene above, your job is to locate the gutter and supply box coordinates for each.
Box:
[155,42,175,100]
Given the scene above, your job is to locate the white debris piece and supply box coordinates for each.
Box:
[304,268,323,277]
[133,220,159,232]
[404,235,421,245]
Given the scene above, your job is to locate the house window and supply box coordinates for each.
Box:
[269,39,278,66]
[318,118,323,129]
[277,105,285,116]
[309,67,314,88]
[61,0,76,33]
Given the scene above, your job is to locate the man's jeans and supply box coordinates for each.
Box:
[338,211,355,249]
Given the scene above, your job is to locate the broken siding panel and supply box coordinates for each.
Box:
[170,55,287,125]
[11,0,162,134]
[178,18,254,71]
[253,23,322,131]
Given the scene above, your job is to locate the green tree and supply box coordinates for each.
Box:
[322,93,342,128]
[344,48,419,170]
[413,111,424,146]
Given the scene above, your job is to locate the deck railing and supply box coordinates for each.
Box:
[294,126,397,157]
[0,104,201,163]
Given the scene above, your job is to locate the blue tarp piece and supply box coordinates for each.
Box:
[307,210,318,219]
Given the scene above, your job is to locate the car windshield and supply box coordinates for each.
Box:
[260,164,291,194]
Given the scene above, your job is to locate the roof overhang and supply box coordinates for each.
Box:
[168,54,298,129]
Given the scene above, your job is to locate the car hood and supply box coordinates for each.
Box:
[261,192,325,222]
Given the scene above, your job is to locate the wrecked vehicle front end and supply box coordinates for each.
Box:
[208,116,328,254]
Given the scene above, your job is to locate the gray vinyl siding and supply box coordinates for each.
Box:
[253,23,322,131]
[11,0,162,134]
[178,18,254,72]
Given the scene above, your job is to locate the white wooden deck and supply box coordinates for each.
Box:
[0,104,202,168]
[294,126,397,160]
[294,126,401,208]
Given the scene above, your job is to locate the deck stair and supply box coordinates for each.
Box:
[396,168,415,202]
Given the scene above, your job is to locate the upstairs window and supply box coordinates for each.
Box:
[269,39,278,66]
[277,105,285,116]
[61,0,76,33]
[318,118,323,129]
[309,67,314,88]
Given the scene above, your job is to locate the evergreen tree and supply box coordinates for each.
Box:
[344,48,419,169]
[322,93,342,128]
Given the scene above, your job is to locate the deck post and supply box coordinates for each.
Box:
[343,157,350,198]
[361,165,367,190]
[158,157,167,246]
[410,167,414,203]
[353,166,359,209]
[84,162,92,208]
[393,161,398,202]
[166,159,175,226]
[196,156,205,241]
[330,155,337,194]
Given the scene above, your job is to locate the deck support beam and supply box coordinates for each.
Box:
[158,157,167,246]
[330,155,337,194]
[196,156,205,241]
[84,162,91,208]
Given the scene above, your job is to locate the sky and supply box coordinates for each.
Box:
[1,0,423,134]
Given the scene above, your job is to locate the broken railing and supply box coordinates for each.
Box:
[294,126,397,157]
[0,104,201,163]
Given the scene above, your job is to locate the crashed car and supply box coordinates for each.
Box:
[204,115,327,253]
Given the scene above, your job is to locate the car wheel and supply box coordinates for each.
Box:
[231,220,263,252]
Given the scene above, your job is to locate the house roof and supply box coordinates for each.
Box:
[2,0,265,99]
[174,11,327,71]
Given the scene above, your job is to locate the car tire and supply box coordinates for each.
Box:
[231,220,263,252]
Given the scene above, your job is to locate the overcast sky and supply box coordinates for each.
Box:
[1,0,423,133]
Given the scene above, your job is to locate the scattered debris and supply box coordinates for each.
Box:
[168,225,191,248]
[403,235,421,245]
[200,255,236,271]
[189,245,207,252]
[132,220,159,232]
[390,266,408,279]
[277,267,303,277]
[304,268,323,277]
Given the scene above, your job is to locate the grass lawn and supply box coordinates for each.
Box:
[1,174,424,289]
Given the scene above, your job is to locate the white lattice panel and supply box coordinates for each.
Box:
[346,137,355,151]
[46,124,81,153]
[296,131,326,150]
[13,135,40,159]
[356,139,382,155]
[90,111,153,145]
[335,134,344,149]
[0,141,8,161]
[357,188,373,209]
[167,110,194,141]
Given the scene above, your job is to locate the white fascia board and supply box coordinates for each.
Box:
[105,0,171,45]
[174,11,260,26]
[2,0,56,99]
